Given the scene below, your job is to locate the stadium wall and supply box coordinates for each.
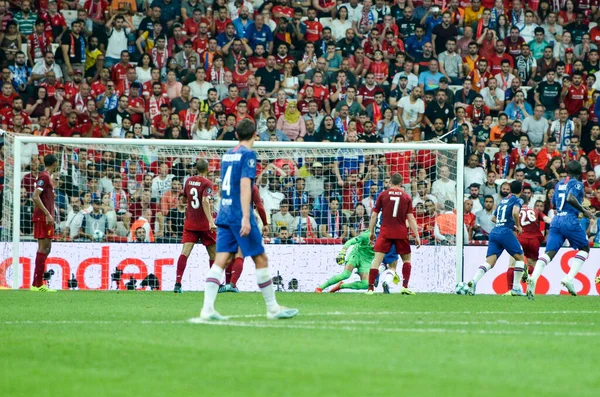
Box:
[1,244,599,295]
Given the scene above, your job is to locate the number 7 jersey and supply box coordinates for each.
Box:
[183,176,215,231]
[552,177,584,219]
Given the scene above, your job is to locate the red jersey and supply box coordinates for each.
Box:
[252,184,268,226]
[369,61,389,82]
[179,109,199,134]
[183,176,214,231]
[184,18,200,38]
[299,83,330,109]
[193,36,209,55]
[492,152,516,177]
[232,68,252,89]
[248,56,267,71]
[303,20,323,42]
[510,147,533,166]
[146,95,170,120]
[112,62,133,86]
[0,92,18,112]
[64,82,81,100]
[50,113,68,130]
[128,97,145,125]
[488,52,514,75]
[27,31,52,62]
[504,37,525,59]
[1,109,31,128]
[32,171,54,222]
[274,54,295,69]
[564,84,587,116]
[221,97,242,115]
[152,114,169,136]
[588,149,600,170]
[584,179,600,199]
[91,80,107,97]
[357,84,383,107]
[373,187,412,238]
[341,181,364,211]
[213,18,231,35]
[385,151,411,181]
[519,205,545,240]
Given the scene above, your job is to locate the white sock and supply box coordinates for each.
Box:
[531,254,550,282]
[256,268,279,312]
[378,264,387,274]
[513,261,525,290]
[472,263,491,283]
[202,266,224,313]
[383,270,394,285]
[565,251,588,282]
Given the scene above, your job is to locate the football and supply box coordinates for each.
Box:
[93,230,104,242]
[455,282,469,295]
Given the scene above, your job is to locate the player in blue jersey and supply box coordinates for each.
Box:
[199,119,299,321]
[467,181,527,296]
[527,161,594,300]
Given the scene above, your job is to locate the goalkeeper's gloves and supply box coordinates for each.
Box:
[336,250,347,265]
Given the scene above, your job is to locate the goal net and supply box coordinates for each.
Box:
[0,134,464,293]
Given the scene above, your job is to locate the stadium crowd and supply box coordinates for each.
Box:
[1,0,600,246]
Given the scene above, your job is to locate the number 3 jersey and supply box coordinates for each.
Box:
[493,194,523,231]
[183,175,214,231]
[552,177,584,222]
[216,145,258,226]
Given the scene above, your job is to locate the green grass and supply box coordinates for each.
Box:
[1,291,599,397]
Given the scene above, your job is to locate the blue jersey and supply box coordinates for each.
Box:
[551,178,584,220]
[215,145,258,226]
[493,194,523,230]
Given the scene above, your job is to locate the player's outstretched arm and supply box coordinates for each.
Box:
[567,193,593,219]
[406,213,421,248]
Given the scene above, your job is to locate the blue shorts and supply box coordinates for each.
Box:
[383,245,399,265]
[546,217,589,253]
[486,228,523,258]
[216,223,265,257]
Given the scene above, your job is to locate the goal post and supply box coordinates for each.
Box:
[3,134,465,291]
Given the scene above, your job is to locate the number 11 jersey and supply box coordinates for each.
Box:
[183,176,214,231]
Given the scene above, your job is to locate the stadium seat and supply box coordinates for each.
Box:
[21,43,28,63]
[319,17,332,25]
[590,22,598,31]
[133,13,145,30]
[61,10,78,27]
[485,146,500,159]
[449,85,461,93]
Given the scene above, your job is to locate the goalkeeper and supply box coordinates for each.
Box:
[315,230,374,293]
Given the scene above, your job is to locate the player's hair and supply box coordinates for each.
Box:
[510,181,522,194]
[196,159,209,174]
[44,154,57,167]
[237,119,256,141]
[567,160,582,178]
[390,173,403,186]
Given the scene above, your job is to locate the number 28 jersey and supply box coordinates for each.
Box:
[216,145,258,226]
[183,176,214,231]
[552,177,584,220]
[493,194,523,231]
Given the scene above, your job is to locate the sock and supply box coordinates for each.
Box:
[175,255,187,284]
[506,267,515,290]
[513,261,525,290]
[402,262,411,288]
[209,259,214,269]
[528,265,534,275]
[472,263,491,283]
[368,268,379,290]
[340,280,369,290]
[565,251,589,282]
[320,269,351,289]
[202,266,224,313]
[32,252,48,288]
[256,268,279,312]
[382,270,393,285]
[225,260,233,284]
[531,254,550,282]
[230,257,244,287]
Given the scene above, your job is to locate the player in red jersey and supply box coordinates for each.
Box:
[562,73,588,116]
[219,184,269,292]
[30,154,59,292]
[506,187,551,293]
[174,159,217,293]
[367,173,421,294]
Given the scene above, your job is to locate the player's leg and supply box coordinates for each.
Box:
[200,226,236,320]
[228,249,244,290]
[174,241,195,293]
[380,262,396,294]
[468,230,503,295]
[528,227,563,300]
[561,223,591,295]
[399,253,415,295]
[509,252,527,296]
[31,236,54,292]
[317,262,353,292]
[368,237,392,293]
[339,271,369,290]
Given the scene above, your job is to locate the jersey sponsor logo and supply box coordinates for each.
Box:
[221,198,232,206]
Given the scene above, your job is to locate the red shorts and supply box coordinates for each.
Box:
[34,220,54,240]
[518,236,542,260]
[374,236,411,255]
[181,228,216,246]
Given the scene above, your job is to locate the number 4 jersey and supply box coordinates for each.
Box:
[183,176,215,231]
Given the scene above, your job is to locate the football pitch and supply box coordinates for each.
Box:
[1,291,598,397]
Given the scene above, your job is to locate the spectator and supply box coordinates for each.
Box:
[290,204,318,238]
[271,200,295,235]
[276,101,306,141]
[431,165,457,207]
[165,193,186,241]
[474,195,496,240]
[464,154,487,190]
[79,199,112,241]
[318,197,348,240]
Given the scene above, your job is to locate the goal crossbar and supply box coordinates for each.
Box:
[9,135,465,290]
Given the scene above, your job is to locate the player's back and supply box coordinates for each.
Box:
[183,175,213,231]
[32,171,54,221]
[552,177,584,223]
[493,194,522,232]
[519,204,544,240]
[375,187,412,238]
[216,145,258,226]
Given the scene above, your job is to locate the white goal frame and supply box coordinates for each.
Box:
[9,136,465,289]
